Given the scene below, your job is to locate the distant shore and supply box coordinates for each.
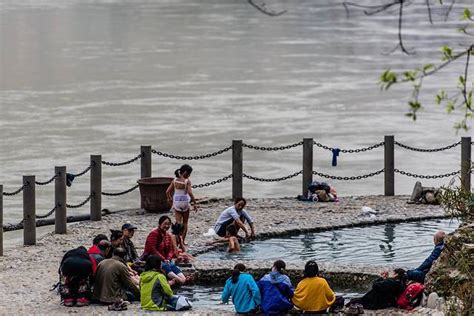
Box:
[0,196,446,314]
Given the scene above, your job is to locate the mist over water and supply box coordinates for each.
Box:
[0,0,471,225]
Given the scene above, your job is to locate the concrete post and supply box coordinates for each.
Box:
[55,166,67,234]
[23,175,36,245]
[232,140,243,199]
[384,135,395,196]
[141,146,152,209]
[90,155,102,221]
[461,137,471,193]
[302,138,314,197]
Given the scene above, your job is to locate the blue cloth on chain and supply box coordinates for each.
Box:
[332,148,340,166]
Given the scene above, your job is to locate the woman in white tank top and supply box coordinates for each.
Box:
[166,164,197,244]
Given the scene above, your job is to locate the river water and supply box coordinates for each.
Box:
[0,0,472,226]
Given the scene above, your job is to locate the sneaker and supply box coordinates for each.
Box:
[343,304,359,315]
[76,297,89,307]
[63,298,74,307]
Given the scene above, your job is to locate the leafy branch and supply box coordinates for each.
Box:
[247,0,287,17]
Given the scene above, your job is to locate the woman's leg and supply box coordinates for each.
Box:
[168,272,186,284]
[174,209,183,225]
[181,210,190,244]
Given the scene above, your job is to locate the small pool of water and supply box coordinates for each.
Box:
[175,286,363,312]
[198,219,459,267]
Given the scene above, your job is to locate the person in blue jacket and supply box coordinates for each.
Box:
[257,260,294,314]
[407,230,446,283]
[221,263,261,313]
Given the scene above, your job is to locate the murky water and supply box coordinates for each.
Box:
[198,219,459,267]
[0,0,471,226]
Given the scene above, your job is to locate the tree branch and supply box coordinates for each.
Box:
[247,0,287,17]
[398,0,415,54]
[426,0,433,24]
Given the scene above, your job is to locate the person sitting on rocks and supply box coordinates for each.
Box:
[257,260,294,314]
[121,223,139,263]
[347,268,407,310]
[406,230,446,283]
[292,260,336,313]
[140,255,174,311]
[142,215,187,285]
[88,239,112,274]
[170,223,194,264]
[110,229,124,253]
[222,263,261,314]
[214,197,255,239]
[59,246,95,307]
[206,224,241,253]
[92,247,140,304]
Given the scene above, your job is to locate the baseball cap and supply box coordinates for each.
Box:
[121,223,137,230]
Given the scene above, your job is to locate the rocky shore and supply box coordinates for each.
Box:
[0,195,448,315]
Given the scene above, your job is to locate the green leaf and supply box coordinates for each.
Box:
[459,75,465,86]
[462,8,471,21]
[441,45,453,60]
[379,70,398,90]
[408,100,422,110]
[423,64,434,72]
[446,100,455,113]
[404,70,418,81]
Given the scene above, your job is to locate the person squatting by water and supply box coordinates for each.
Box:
[166,164,197,245]
[214,197,256,239]
[206,224,241,253]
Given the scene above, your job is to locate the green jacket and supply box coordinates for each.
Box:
[140,270,173,311]
[92,256,140,303]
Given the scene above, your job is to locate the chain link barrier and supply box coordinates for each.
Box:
[36,204,59,219]
[102,185,139,196]
[242,141,303,151]
[2,183,28,196]
[151,146,232,160]
[243,170,303,182]
[102,154,143,167]
[35,174,57,186]
[394,141,461,152]
[192,174,233,188]
[394,169,460,179]
[312,169,384,181]
[72,165,92,177]
[66,194,92,208]
[313,141,385,153]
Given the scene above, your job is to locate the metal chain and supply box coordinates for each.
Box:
[312,169,384,181]
[243,170,303,182]
[66,194,92,208]
[242,141,303,151]
[394,169,460,179]
[394,141,461,152]
[36,204,59,219]
[72,165,92,177]
[313,141,385,153]
[35,174,57,186]
[102,154,142,167]
[192,174,233,188]
[102,184,139,196]
[151,146,232,160]
[2,183,28,196]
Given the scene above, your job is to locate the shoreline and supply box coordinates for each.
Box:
[0,195,448,314]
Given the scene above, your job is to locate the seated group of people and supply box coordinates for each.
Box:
[59,217,194,310]
[223,230,446,314]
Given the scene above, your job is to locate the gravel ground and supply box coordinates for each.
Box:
[0,196,447,315]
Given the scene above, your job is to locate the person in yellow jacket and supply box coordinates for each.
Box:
[292,260,336,312]
[140,255,173,311]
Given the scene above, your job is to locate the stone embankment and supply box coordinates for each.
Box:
[0,196,447,315]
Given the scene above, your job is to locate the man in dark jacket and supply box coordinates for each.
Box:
[121,223,138,263]
[407,230,446,283]
[92,247,140,303]
[349,268,406,310]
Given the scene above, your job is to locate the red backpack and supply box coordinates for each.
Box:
[397,282,425,310]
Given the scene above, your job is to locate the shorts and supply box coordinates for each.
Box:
[215,216,246,237]
[162,262,182,275]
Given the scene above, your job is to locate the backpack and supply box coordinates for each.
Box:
[166,295,192,311]
[397,282,425,310]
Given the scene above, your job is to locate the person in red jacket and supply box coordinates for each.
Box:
[142,215,186,285]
